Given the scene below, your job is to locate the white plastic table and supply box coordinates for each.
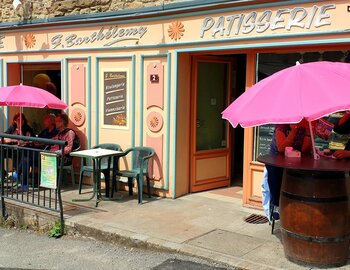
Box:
[70,148,123,207]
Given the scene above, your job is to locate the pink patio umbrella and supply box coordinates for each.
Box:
[0,84,68,135]
[222,61,350,159]
[0,84,67,109]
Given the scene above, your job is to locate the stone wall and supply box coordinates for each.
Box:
[0,0,182,22]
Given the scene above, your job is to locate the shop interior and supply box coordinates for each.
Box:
[7,62,61,133]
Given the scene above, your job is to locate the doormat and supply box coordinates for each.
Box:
[244,214,269,224]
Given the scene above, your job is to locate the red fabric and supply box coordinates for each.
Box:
[51,129,75,155]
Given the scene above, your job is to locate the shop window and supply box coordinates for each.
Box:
[253,50,350,160]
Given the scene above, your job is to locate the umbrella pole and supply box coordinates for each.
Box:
[19,107,22,136]
[308,121,320,160]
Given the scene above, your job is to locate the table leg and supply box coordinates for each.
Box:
[96,158,103,207]
[73,155,123,205]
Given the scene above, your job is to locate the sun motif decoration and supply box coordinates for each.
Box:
[150,116,159,128]
[71,108,86,127]
[147,112,163,133]
[24,33,36,48]
[168,21,185,41]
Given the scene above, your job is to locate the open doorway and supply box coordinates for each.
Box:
[6,63,62,134]
[230,54,246,187]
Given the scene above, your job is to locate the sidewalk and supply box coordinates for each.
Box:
[34,186,350,269]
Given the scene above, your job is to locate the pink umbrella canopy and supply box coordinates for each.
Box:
[222,61,350,128]
[0,84,67,110]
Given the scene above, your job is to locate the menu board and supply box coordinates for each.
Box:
[40,152,58,189]
[255,125,275,158]
[102,70,128,128]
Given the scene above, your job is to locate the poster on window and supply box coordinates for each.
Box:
[101,69,129,129]
[40,152,58,189]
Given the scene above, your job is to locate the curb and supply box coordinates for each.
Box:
[3,202,277,270]
[66,220,277,270]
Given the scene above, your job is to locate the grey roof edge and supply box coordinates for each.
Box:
[0,0,253,29]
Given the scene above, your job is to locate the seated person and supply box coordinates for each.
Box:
[38,114,59,139]
[3,113,33,184]
[34,114,59,149]
[50,112,79,165]
[18,114,59,179]
[5,113,34,140]
[332,111,350,159]
[264,120,312,219]
[18,113,77,191]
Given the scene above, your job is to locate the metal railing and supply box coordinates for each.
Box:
[0,134,66,235]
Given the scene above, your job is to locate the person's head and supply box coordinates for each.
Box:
[43,114,56,129]
[45,82,57,96]
[55,113,69,130]
[13,113,27,128]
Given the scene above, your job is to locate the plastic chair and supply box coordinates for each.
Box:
[62,146,80,188]
[113,147,155,204]
[79,143,121,196]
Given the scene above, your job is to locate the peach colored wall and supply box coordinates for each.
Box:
[67,60,89,175]
[175,53,191,197]
[142,57,168,189]
[0,0,349,201]
[0,1,347,53]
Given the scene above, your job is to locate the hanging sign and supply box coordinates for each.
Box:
[40,152,58,189]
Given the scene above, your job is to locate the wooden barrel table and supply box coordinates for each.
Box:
[258,154,350,267]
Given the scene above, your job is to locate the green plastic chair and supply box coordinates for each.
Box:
[113,147,155,204]
[79,143,121,197]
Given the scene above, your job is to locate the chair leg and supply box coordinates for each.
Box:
[79,170,84,194]
[70,165,75,188]
[104,170,110,198]
[128,177,133,196]
[146,176,151,198]
[137,174,143,205]
[111,177,115,198]
[111,169,117,198]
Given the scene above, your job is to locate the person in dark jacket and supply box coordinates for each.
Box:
[38,114,59,140]
[5,113,34,137]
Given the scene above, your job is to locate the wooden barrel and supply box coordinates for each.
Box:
[281,169,350,267]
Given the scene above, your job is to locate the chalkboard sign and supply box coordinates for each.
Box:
[102,70,128,128]
[255,125,275,159]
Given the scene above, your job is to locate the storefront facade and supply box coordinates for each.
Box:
[0,0,349,206]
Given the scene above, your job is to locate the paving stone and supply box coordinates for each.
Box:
[187,229,265,258]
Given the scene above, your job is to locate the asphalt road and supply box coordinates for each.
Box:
[0,228,238,270]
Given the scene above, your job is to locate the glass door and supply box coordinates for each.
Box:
[190,56,232,192]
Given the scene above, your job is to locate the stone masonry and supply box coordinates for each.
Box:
[0,0,183,22]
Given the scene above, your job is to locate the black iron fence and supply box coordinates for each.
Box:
[0,134,66,235]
